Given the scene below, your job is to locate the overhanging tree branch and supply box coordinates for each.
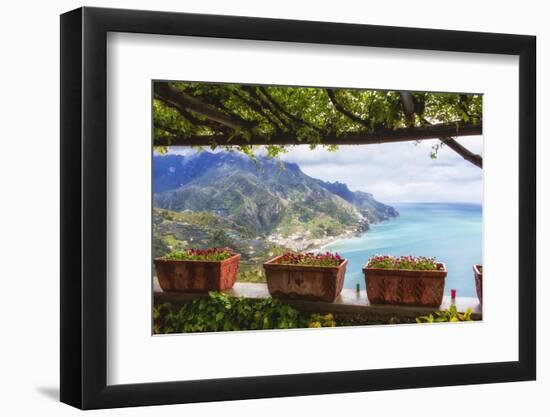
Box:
[258,87,324,133]
[154,122,186,136]
[154,83,255,130]
[232,90,288,132]
[326,89,371,129]
[439,137,483,168]
[240,87,291,132]
[153,82,483,168]
[414,107,483,168]
[154,121,482,147]
[154,99,226,132]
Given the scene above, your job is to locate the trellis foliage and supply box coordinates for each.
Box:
[153,81,483,166]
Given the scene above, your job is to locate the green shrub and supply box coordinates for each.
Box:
[416,305,473,323]
[308,313,337,328]
[154,293,341,333]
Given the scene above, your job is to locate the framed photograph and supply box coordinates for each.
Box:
[60,6,536,410]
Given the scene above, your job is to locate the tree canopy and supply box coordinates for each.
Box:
[153,81,483,167]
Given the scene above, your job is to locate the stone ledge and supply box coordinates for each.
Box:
[154,279,482,320]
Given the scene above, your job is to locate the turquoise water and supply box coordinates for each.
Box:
[324,203,482,297]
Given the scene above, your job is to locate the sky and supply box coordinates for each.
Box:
[167,136,483,204]
[278,137,483,203]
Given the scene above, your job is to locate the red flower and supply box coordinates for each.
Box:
[277,251,343,266]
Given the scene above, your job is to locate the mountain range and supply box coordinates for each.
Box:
[153,152,398,241]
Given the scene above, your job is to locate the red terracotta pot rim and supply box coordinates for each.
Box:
[363,261,446,271]
[154,253,241,265]
[263,255,348,270]
[363,262,447,275]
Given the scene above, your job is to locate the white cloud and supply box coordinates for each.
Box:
[278,136,483,203]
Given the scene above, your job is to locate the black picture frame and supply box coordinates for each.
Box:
[60,6,536,410]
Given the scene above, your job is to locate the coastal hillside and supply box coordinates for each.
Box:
[154,152,397,245]
[314,179,399,223]
[153,151,398,281]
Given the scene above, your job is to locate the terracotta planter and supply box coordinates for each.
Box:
[263,255,348,302]
[473,264,482,304]
[363,263,447,307]
[154,253,240,292]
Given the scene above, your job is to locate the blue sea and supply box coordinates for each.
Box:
[324,203,482,297]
